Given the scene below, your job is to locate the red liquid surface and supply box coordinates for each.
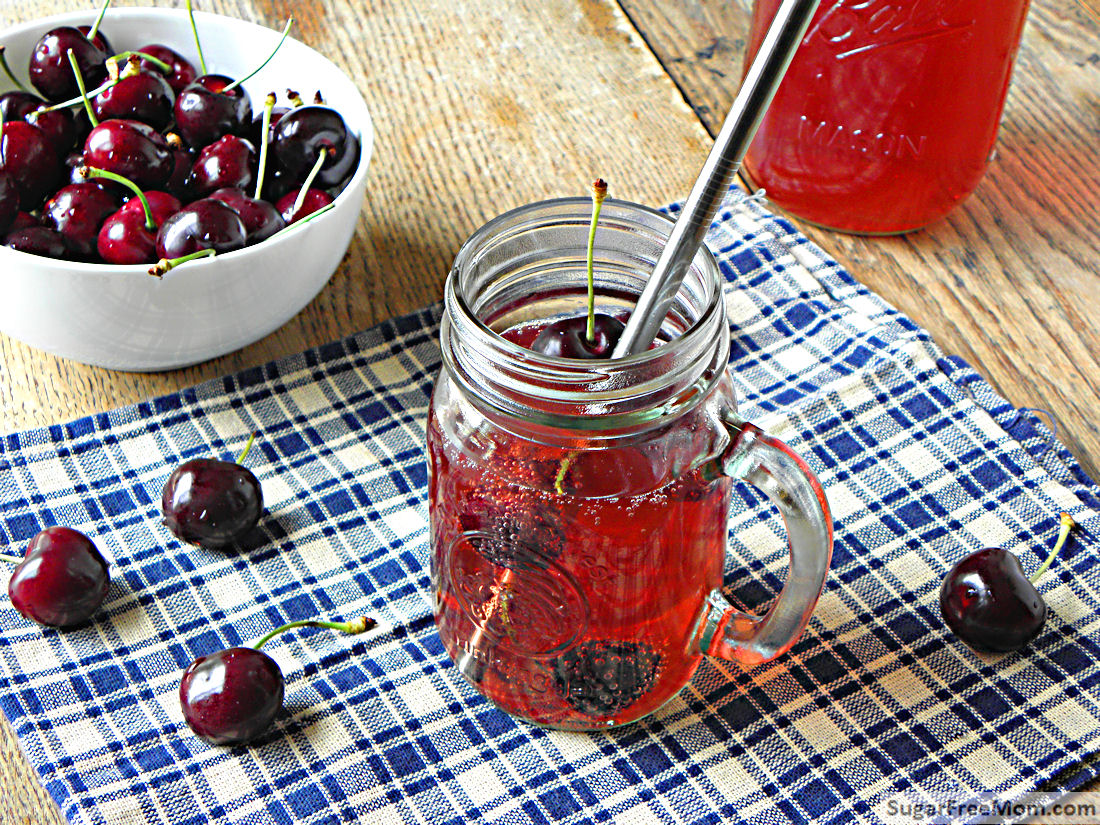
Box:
[743,0,1031,233]
[428,324,730,729]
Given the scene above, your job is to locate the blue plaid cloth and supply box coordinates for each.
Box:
[1,194,1098,825]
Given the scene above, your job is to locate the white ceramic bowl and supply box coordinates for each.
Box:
[0,8,374,371]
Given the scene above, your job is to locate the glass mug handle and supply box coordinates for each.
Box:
[699,410,833,665]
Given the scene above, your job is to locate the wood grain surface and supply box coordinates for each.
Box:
[0,0,1097,822]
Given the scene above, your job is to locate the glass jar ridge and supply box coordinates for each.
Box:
[440,198,730,442]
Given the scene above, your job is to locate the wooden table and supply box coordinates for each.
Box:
[0,0,1096,821]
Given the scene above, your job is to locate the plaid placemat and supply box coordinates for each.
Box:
[1,194,1098,825]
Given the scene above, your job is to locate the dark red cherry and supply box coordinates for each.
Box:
[178,616,372,745]
[135,44,197,94]
[0,91,44,122]
[82,119,173,190]
[939,548,1047,653]
[258,168,297,204]
[121,190,181,226]
[271,105,359,188]
[7,526,110,628]
[940,514,1074,653]
[248,106,289,148]
[275,188,333,224]
[93,168,180,265]
[4,226,68,258]
[530,314,626,359]
[174,75,252,149]
[98,208,156,264]
[209,187,285,244]
[186,135,256,199]
[165,144,195,199]
[0,121,63,209]
[93,70,175,130]
[0,172,17,233]
[161,456,263,548]
[42,182,120,258]
[0,92,75,157]
[27,27,108,102]
[75,25,112,55]
[155,199,248,260]
[179,647,283,745]
[25,106,77,157]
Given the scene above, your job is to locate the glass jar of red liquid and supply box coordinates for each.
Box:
[742,0,1032,233]
[427,198,833,730]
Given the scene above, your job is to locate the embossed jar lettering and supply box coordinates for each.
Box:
[742,0,1032,233]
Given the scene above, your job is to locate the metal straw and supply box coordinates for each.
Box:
[611,0,822,357]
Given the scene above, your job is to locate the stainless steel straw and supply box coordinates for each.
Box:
[611,0,822,357]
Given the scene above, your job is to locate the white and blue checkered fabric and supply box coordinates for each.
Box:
[1,195,1098,825]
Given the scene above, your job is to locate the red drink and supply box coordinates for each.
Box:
[428,322,731,729]
[430,197,832,730]
[742,0,1032,233]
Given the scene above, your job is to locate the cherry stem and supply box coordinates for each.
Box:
[289,148,329,218]
[85,0,112,43]
[81,167,155,231]
[0,46,29,92]
[149,248,216,277]
[186,0,207,76]
[287,89,304,107]
[66,49,98,128]
[0,553,22,564]
[254,93,276,200]
[1030,512,1075,584]
[110,50,173,76]
[253,616,376,650]
[119,55,143,81]
[268,203,334,240]
[38,78,118,113]
[585,179,608,343]
[223,18,294,93]
[235,432,256,465]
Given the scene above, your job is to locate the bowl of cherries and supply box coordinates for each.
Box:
[0,3,373,371]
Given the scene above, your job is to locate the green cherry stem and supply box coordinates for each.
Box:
[253,616,376,650]
[287,89,304,108]
[254,92,276,200]
[38,78,118,113]
[149,248,216,278]
[109,50,173,76]
[66,49,98,128]
[223,18,294,93]
[0,46,29,92]
[1030,512,1076,584]
[80,167,155,231]
[85,0,112,44]
[235,432,256,465]
[289,148,329,218]
[268,203,334,240]
[585,179,608,344]
[186,0,208,76]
